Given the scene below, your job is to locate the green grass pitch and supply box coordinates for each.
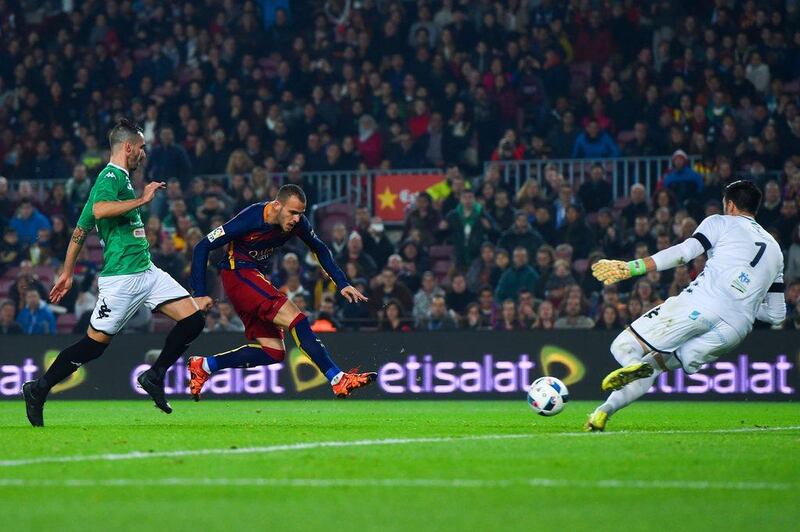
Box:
[0,400,797,532]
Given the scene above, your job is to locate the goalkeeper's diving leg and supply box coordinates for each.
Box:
[584,329,681,432]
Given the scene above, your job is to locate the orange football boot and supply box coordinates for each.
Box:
[331,368,377,398]
[187,356,211,401]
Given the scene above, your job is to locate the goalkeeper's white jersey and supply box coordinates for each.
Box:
[682,214,784,332]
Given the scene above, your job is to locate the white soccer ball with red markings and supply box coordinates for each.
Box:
[527,377,569,417]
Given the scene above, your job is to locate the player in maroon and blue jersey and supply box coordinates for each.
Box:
[188,184,376,398]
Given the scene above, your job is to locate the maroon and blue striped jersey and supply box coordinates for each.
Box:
[190,202,348,297]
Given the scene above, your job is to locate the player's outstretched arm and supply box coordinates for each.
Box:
[93,181,165,219]
[594,215,720,285]
[50,226,89,304]
[297,217,352,290]
[593,236,706,285]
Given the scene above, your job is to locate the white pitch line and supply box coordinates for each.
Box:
[1,426,798,468]
[0,434,531,468]
[559,425,800,437]
[0,477,793,491]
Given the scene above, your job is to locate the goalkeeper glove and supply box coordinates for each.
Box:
[591,259,647,285]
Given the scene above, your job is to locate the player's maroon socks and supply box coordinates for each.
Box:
[288,314,342,382]
[149,310,205,380]
[206,344,284,372]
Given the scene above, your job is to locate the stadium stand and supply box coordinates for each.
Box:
[0,0,799,334]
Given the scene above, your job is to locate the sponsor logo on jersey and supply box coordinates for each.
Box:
[133,228,146,238]
[689,310,700,320]
[104,172,115,179]
[248,248,274,261]
[207,226,226,242]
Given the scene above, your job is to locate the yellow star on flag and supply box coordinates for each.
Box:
[378,186,399,210]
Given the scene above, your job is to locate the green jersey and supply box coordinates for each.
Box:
[76,163,151,276]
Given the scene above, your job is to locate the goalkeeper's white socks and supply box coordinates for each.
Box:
[598,350,684,416]
[598,374,658,416]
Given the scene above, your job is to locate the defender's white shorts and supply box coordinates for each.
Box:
[90,265,190,335]
[629,295,745,374]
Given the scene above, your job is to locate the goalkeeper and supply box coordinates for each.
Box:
[586,181,785,431]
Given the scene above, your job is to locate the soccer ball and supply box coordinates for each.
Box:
[527,377,569,417]
[532,376,570,403]
[527,384,563,416]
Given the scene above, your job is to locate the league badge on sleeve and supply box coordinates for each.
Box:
[207,226,226,242]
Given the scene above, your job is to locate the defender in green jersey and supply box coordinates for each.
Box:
[75,162,151,276]
[22,119,212,427]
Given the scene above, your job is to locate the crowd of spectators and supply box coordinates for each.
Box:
[1,0,800,334]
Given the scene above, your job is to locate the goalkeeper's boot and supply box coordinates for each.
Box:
[332,369,377,398]
[22,381,46,427]
[187,356,210,401]
[137,369,173,414]
[583,410,608,432]
[601,362,654,392]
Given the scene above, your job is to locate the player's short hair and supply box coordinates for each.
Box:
[276,184,306,204]
[108,118,143,149]
[723,180,762,215]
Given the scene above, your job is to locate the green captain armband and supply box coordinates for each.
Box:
[627,259,647,277]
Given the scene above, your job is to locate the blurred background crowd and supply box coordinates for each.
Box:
[1,0,799,335]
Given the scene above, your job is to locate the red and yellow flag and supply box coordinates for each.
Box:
[374,173,443,221]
